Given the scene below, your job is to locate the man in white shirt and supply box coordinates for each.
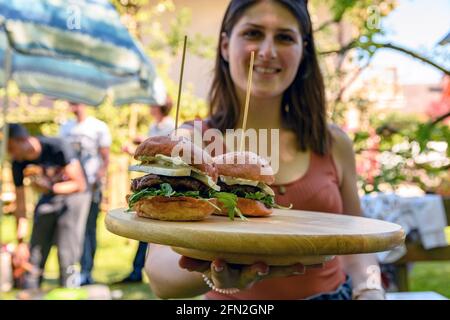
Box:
[59,102,111,285]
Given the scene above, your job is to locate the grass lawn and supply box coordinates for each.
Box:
[410,261,450,298]
[1,212,450,300]
[1,212,156,300]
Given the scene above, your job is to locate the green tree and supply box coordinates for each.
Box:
[306,0,448,125]
[96,0,216,153]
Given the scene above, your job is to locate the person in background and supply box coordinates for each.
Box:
[59,102,111,286]
[7,123,90,290]
[128,98,176,147]
[118,98,175,284]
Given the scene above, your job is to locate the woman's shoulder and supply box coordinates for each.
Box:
[327,124,356,184]
[328,124,354,157]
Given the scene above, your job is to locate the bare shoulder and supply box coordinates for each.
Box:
[328,124,357,185]
[328,124,355,158]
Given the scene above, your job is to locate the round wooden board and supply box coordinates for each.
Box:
[105,208,405,266]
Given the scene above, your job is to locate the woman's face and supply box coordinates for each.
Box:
[221,1,304,100]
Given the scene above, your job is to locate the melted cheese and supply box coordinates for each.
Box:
[133,154,221,191]
[191,171,220,191]
[220,175,259,186]
[220,175,275,196]
[128,164,191,177]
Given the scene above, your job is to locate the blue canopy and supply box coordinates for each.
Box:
[0,0,166,106]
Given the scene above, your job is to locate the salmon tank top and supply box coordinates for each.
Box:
[182,120,347,300]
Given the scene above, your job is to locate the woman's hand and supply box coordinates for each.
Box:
[353,288,386,300]
[179,256,322,291]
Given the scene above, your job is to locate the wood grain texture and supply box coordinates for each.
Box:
[105,208,405,265]
[170,247,334,266]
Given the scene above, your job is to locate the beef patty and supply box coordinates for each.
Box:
[131,174,212,196]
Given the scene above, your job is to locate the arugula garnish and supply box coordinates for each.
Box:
[128,183,227,215]
[160,183,175,196]
[244,191,292,209]
[129,183,290,221]
[244,191,275,207]
[209,191,247,221]
[128,183,202,208]
[244,191,269,201]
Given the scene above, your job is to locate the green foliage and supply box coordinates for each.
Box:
[312,0,398,124]
[312,0,450,193]
[0,213,158,300]
[328,0,359,21]
[106,0,213,153]
[355,112,450,194]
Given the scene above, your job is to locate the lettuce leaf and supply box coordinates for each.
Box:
[128,183,231,215]
[209,191,247,221]
[128,183,202,208]
[243,191,292,209]
[128,183,270,221]
[211,189,293,210]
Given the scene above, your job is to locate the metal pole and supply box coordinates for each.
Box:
[0,33,12,296]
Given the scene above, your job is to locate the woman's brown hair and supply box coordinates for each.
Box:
[208,0,331,155]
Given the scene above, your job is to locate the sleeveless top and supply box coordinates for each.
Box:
[182,120,347,300]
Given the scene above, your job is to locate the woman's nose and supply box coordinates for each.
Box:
[257,38,277,60]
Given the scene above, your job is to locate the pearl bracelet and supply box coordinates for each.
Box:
[201,274,240,295]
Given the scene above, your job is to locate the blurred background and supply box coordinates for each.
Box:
[0,0,449,300]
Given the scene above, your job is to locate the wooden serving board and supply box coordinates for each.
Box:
[105,208,405,266]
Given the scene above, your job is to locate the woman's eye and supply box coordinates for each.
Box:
[277,34,295,43]
[243,30,262,39]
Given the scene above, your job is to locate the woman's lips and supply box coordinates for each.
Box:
[253,66,282,75]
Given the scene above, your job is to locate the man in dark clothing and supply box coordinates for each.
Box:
[7,123,90,289]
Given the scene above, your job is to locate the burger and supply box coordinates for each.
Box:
[213,151,289,218]
[127,135,221,221]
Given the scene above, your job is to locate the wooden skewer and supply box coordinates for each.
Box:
[174,35,188,133]
[239,51,255,152]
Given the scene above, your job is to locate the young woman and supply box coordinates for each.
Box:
[145,0,385,300]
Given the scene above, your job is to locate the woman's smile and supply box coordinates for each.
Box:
[223,1,303,99]
[253,64,282,76]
